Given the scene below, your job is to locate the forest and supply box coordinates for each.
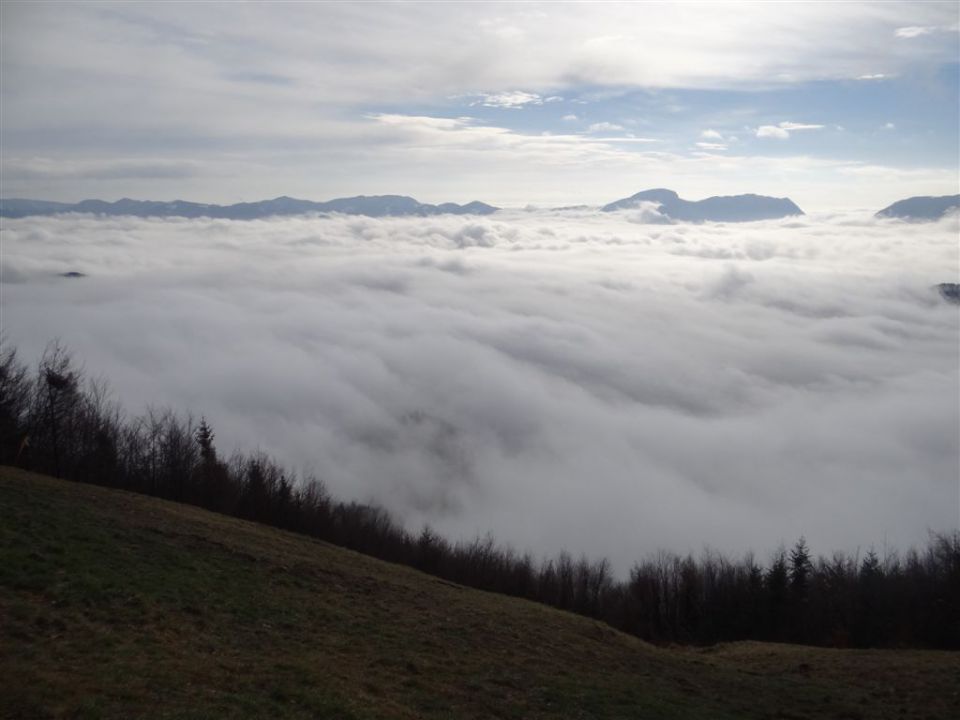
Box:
[1,340,957,649]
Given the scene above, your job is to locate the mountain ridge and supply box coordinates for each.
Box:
[602,188,804,221]
[5,191,958,222]
[0,194,499,219]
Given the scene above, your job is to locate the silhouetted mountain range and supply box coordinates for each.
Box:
[0,195,498,219]
[601,188,804,221]
[875,195,960,221]
[3,191,957,222]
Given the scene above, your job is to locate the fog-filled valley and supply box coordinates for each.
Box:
[3,209,957,574]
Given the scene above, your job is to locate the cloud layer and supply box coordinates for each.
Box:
[2,211,958,572]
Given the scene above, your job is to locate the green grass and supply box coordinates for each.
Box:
[1,466,957,719]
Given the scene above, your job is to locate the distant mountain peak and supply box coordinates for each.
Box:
[876,195,960,221]
[625,188,681,202]
[602,189,803,222]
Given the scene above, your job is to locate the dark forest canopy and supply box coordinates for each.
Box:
[1,339,957,649]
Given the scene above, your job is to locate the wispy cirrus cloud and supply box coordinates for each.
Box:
[466,91,554,109]
[756,121,825,139]
[370,114,475,131]
[779,122,826,131]
[895,26,936,38]
[587,121,625,133]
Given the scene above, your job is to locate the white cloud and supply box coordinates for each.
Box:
[895,26,935,38]
[3,211,957,572]
[756,121,825,139]
[756,125,791,139]
[884,122,896,130]
[779,121,825,131]
[700,129,723,140]
[695,142,728,151]
[473,91,545,108]
[371,114,473,131]
[857,73,889,80]
[4,2,957,118]
[562,114,578,121]
[587,121,625,132]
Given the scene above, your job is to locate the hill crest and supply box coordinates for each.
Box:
[2,466,958,720]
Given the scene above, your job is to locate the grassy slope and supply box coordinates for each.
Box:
[1,467,957,720]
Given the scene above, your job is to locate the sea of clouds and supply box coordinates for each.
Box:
[2,208,958,572]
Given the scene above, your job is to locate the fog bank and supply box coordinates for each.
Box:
[3,209,957,572]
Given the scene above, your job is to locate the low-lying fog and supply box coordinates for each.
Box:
[3,208,958,572]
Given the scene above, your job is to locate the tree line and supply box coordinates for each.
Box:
[1,340,957,648]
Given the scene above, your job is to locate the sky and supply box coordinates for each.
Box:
[1,1,959,210]
[3,208,958,572]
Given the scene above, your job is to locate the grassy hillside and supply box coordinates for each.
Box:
[1,467,957,720]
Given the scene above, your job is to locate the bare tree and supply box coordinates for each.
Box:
[32,342,82,477]
[0,340,32,465]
